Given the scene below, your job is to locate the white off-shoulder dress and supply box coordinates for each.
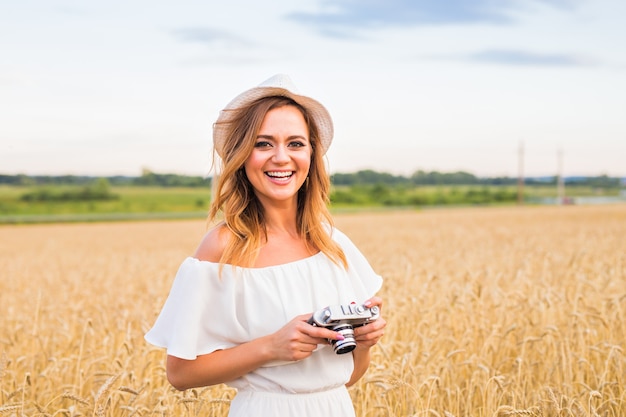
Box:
[145,228,382,417]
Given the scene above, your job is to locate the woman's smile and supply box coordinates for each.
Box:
[265,170,295,182]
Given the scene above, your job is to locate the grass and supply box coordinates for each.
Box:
[0,186,211,223]
[2,183,624,224]
[1,204,625,415]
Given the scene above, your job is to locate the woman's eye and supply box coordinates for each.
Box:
[288,141,306,148]
[254,141,272,148]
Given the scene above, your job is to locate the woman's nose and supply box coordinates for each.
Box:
[272,145,290,163]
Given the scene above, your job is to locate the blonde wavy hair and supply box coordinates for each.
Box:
[209,96,347,269]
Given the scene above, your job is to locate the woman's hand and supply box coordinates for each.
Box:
[353,296,386,351]
[345,296,386,387]
[267,314,346,362]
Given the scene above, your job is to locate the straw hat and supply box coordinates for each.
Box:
[212,74,334,158]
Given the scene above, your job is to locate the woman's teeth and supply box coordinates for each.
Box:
[266,171,293,178]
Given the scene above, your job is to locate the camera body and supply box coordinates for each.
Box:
[307,303,380,354]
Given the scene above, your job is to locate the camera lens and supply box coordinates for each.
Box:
[331,324,357,354]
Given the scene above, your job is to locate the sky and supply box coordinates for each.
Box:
[1,0,625,178]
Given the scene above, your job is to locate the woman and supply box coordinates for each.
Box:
[145,74,386,416]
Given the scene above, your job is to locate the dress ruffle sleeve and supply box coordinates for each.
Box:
[330,227,383,299]
[144,258,245,360]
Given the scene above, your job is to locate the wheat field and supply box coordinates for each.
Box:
[1,204,625,416]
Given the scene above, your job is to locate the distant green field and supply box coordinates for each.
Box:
[0,186,211,223]
[0,183,622,224]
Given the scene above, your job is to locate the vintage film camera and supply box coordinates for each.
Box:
[307,303,380,354]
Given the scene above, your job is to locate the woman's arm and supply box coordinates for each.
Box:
[166,314,345,390]
[346,297,386,387]
[167,334,272,390]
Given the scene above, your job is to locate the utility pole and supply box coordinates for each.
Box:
[517,140,524,205]
[557,147,565,204]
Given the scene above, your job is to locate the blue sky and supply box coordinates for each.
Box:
[1,0,624,177]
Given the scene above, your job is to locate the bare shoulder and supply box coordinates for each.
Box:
[193,223,230,263]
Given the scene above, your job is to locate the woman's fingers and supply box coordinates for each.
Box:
[364,296,383,310]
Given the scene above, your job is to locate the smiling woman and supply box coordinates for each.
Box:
[144,74,386,417]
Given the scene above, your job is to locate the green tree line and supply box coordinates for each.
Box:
[0,170,212,187]
[1,170,622,188]
[331,169,623,188]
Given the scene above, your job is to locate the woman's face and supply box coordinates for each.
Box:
[244,105,312,207]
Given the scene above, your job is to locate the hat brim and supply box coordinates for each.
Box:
[213,84,333,159]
